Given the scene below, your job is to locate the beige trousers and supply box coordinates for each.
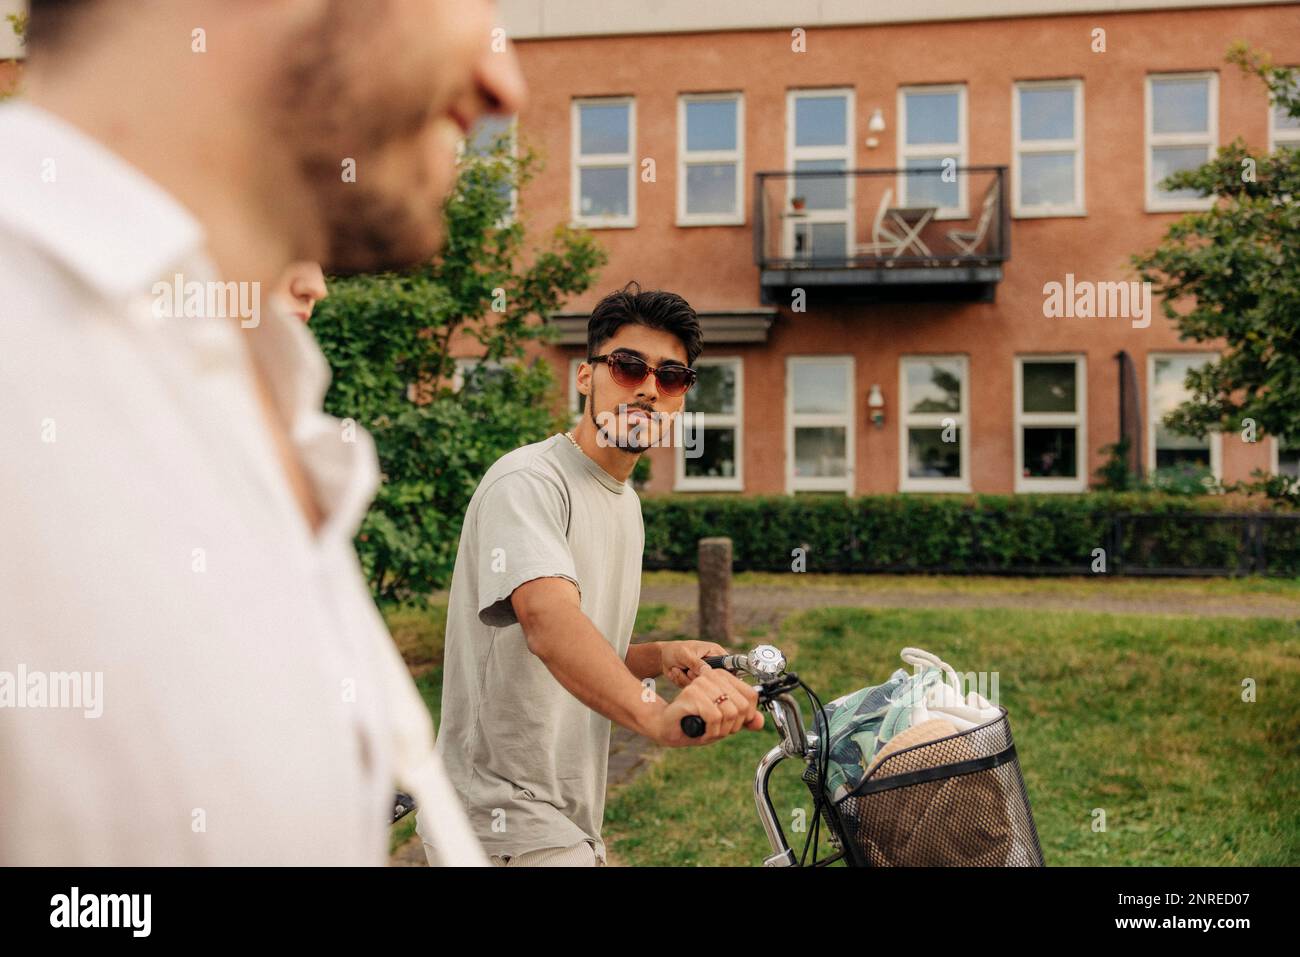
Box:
[490,840,603,867]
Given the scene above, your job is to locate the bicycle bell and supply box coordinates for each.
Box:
[747,644,786,680]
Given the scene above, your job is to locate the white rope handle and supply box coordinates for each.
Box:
[899,647,963,698]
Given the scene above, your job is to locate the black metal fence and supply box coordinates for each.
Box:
[1107,512,1300,577]
[754,165,1009,270]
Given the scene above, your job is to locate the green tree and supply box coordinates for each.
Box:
[1,12,26,103]
[311,131,607,603]
[1133,46,1300,493]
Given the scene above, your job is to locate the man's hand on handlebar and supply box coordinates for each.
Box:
[655,663,764,747]
[660,639,726,689]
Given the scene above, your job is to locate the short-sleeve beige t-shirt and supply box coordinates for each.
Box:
[424,433,644,862]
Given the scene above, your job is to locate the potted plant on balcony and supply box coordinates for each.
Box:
[790,195,807,212]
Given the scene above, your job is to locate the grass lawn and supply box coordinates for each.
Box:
[382,584,1300,865]
[604,606,1300,866]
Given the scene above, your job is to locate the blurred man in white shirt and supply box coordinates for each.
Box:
[0,0,525,865]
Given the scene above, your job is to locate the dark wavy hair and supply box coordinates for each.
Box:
[26,0,97,50]
[586,281,703,367]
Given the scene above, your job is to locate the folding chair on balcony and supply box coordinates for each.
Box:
[853,187,908,260]
[946,182,999,256]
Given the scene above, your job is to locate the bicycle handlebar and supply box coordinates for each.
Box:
[679,654,743,738]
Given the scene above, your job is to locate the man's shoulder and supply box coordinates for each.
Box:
[471,435,569,505]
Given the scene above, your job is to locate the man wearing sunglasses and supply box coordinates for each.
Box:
[422,281,764,867]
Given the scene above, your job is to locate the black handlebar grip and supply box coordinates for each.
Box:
[680,715,706,738]
[702,655,727,669]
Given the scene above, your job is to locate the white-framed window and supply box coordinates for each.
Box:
[572,97,636,228]
[568,356,586,427]
[1145,72,1217,212]
[898,84,968,219]
[1015,355,1087,492]
[786,356,854,494]
[675,358,743,491]
[900,355,970,492]
[1012,80,1084,217]
[1147,353,1221,479]
[1269,75,1300,151]
[785,88,855,261]
[1273,437,1300,483]
[678,93,744,226]
[461,113,518,223]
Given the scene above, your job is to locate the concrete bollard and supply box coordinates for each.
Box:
[698,537,733,645]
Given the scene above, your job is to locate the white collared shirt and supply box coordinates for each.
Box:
[0,100,485,865]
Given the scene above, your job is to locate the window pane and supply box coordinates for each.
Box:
[1153,356,1210,458]
[1019,152,1075,207]
[580,103,629,154]
[685,163,737,215]
[1151,146,1209,199]
[1151,78,1209,134]
[686,99,737,152]
[467,115,512,156]
[792,362,848,414]
[793,159,847,209]
[794,95,847,147]
[905,360,962,414]
[1278,445,1300,479]
[807,222,847,259]
[1019,87,1074,141]
[1022,361,1077,413]
[1275,101,1300,131]
[688,363,736,415]
[1155,445,1210,469]
[1022,427,1077,477]
[457,359,508,395]
[794,427,847,477]
[904,158,959,209]
[908,428,961,478]
[905,91,960,145]
[1155,424,1209,454]
[579,166,628,216]
[1152,356,1203,410]
[684,427,737,479]
[794,221,848,260]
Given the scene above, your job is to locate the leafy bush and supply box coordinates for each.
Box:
[312,132,606,603]
[640,493,1298,576]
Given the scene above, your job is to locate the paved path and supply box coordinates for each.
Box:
[640,579,1300,626]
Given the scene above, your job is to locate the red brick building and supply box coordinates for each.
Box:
[487,0,1300,496]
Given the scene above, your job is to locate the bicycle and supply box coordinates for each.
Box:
[681,644,1045,867]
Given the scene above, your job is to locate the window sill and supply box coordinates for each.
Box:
[900,481,972,494]
[570,218,637,230]
[1145,199,1215,214]
[1012,207,1086,220]
[1015,478,1087,493]
[675,216,746,228]
[675,479,744,492]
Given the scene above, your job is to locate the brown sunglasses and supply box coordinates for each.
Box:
[589,352,697,397]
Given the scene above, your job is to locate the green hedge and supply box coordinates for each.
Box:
[639,493,1300,576]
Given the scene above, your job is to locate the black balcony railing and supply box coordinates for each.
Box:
[754,165,1009,303]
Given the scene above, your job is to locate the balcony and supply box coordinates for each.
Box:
[754,166,1009,304]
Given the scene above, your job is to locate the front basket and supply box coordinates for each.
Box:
[827,708,1044,867]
